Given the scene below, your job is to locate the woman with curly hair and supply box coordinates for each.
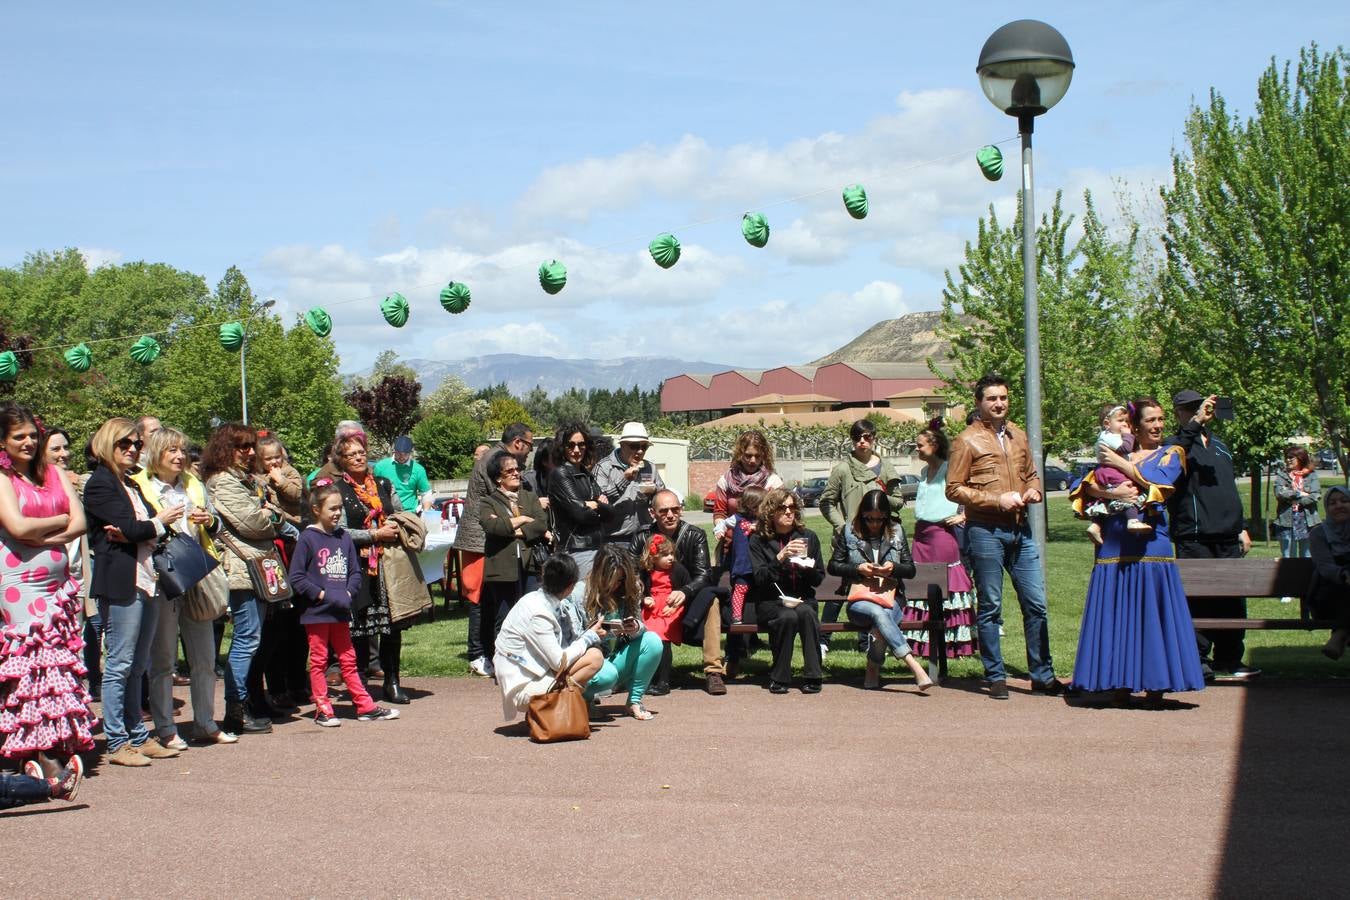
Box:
[712,429,783,531]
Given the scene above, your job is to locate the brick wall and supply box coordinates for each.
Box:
[687,460,726,505]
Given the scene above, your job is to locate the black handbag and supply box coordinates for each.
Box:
[152,531,220,599]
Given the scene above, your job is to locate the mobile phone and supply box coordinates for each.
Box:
[1214,396,1234,421]
[621,617,638,629]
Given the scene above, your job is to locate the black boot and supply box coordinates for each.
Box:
[382,676,410,705]
[647,642,673,696]
[379,629,409,704]
[225,700,273,735]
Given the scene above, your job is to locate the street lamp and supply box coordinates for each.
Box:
[977,19,1074,552]
[240,298,276,425]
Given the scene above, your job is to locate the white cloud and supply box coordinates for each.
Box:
[433,321,566,358]
[79,247,123,269]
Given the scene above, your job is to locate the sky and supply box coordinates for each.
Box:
[2,2,1344,373]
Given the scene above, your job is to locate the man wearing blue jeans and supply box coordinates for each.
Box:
[946,374,1067,700]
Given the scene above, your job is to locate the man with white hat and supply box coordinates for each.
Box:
[594,421,666,545]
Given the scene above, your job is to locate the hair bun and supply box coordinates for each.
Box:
[927,417,945,432]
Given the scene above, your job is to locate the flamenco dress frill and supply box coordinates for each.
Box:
[0,469,97,758]
[1069,449,1206,694]
[901,521,978,658]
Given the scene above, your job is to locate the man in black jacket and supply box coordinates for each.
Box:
[1167,390,1260,680]
[629,490,727,695]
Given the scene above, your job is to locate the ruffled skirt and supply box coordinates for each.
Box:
[1071,558,1206,694]
[0,577,97,758]
[901,521,977,657]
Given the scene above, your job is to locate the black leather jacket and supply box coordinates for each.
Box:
[548,463,606,553]
[630,520,714,597]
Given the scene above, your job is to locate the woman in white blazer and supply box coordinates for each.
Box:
[494,554,605,720]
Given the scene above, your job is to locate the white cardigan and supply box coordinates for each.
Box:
[494,586,598,720]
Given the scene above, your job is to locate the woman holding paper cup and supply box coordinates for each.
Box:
[749,488,825,694]
[827,490,932,691]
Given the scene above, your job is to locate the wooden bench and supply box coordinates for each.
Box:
[1179,557,1336,631]
[725,562,953,680]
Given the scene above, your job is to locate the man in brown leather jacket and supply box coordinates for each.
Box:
[947,374,1066,700]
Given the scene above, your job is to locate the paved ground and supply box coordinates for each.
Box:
[5,674,1346,898]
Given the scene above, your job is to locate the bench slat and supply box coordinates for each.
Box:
[1191,618,1337,631]
[1177,557,1317,598]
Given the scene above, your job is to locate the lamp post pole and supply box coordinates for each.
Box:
[976,19,1074,559]
[240,298,276,425]
[1019,112,1045,550]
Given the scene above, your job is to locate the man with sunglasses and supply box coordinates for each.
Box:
[454,422,534,677]
[629,489,728,695]
[594,421,666,546]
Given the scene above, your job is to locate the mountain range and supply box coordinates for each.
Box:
[358,353,735,396]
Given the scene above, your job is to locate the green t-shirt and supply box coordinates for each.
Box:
[372,456,431,510]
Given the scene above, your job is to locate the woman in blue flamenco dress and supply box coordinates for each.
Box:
[1069,398,1206,706]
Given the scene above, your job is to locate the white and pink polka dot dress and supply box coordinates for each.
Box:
[0,467,96,759]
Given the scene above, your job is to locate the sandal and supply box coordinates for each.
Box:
[628,702,654,720]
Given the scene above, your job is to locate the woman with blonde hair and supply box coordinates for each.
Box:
[84,416,185,765]
[132,426,237,747]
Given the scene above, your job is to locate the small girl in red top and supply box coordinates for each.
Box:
[640,533,689,695]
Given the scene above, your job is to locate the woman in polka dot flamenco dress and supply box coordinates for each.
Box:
[0,403,94,781]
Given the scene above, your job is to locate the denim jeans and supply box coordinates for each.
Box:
[224,590,263,703]
[965,522,1054,683]
[846,600,911,658]
[148,595,219,737]
[99,590,160,752]
[1277,528,1311,559]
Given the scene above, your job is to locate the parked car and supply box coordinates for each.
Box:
[1042,465,1072,492]
[703,488,716,513]
[891,473,920,502]
[1316,449,1340,471]
[794,477,828,507]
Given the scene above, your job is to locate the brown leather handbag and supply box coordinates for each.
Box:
[526,658,591,743]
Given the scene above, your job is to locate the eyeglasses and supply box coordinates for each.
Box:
[781,504,798,512]
[654,506,681,515]
[625,443,651,451]
[855,433,876,443]
[116,437,145,451]
[566,440,587,449]
[514,439,534,451]
[340,449,367,460]
[500,468,520,477]
[862,514,887,522]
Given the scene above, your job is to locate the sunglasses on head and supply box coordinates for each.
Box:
[116,437,145,451]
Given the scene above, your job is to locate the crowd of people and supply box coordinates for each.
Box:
[4,372,1349,807]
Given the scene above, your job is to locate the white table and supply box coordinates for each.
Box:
[417,528,457,585]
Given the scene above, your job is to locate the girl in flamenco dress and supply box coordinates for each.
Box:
[0,403,94,780]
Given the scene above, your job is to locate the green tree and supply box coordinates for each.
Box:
[484,396,535,439]
[411,413,483,479]
[935,191,1147,460]
[1158,43,1347,499]
[421,374,475,418]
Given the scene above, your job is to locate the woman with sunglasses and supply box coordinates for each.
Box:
[828,490,933,691]
[547,422,610,579]
[479,450,549,657]
[84,417,186,766]
[0,404,95,780]
[749,488,826,694]
[202,423,276,735]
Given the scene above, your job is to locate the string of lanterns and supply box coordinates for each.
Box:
[0,144,1006,381]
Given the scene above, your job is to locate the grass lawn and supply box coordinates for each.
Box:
[398,481,1349,681]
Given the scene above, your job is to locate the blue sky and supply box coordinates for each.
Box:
[2,2,1344,371]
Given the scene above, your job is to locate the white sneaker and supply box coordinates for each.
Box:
[469,657,491,677]
[819,642,829,658]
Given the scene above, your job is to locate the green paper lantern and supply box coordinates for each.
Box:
[648,233,681,269]
[977,145,1004,181]
[219,322,245,352]
[304,307,332,338]
[741,212,770,248]
[64,343,92,373]
[842,184,869,219]
[538,260,567,295]
[381,293,410,328]
[130,335,161,365]
[439,282,472,314]
[0,350,17,382]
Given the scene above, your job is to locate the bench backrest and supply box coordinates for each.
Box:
[1175,557,1317,598]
